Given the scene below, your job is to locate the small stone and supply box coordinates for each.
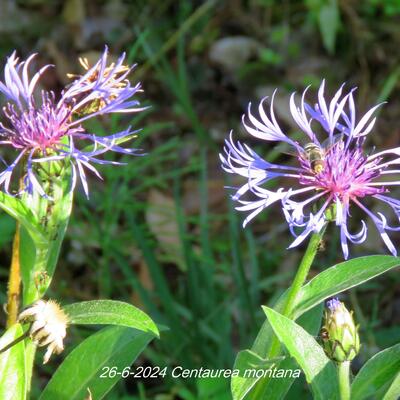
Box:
[209,36,260,72]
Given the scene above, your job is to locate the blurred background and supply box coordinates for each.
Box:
[0,0,399,399]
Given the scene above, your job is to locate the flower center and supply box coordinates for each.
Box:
[300,139,385,199]
[2,94,74,153]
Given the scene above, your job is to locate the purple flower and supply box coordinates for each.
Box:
[220,81,400,259]
[0,48,145,197]
[326,297,341,312]
[62,46,145,119]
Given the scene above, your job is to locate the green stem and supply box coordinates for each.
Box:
[0,328,29,354]
[251,228,326,399]
[268,228,326,358]
[338,361,351,400]
[282,230,324,317]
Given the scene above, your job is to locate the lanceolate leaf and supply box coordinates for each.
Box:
[231,350,283,400]
[231,304,323,400]
[0,324,26,400]
[232,255,400,399]
[383,372,400,400]
[257,304,323,400]
[39,326,156,400]
[64,300,159,337]
[351,343,400,400]
[263,307,339,400]
[292,255,400,318]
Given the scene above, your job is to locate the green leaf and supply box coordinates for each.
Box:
[43,187,73,281]
[0,215,16,248]
[383,372,400,400]
[196,376,231,400]
[232,255,400,399]
[232,351,264,399]
[231,350,284,400]
[39,326,155,400]
[243,357,302,400]
[318,0,340,54]
[293,255,400,318]
[63,300,159,337]
[19,226,39,306]
[231,305,323,400]
[20,179,73,305]
[0,192,43,238]
[263,307,339,400]
[0,324,26,400]
[231,317,277,400]
[258,305,323,400]
[351,343,400,400]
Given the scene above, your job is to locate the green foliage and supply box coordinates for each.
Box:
[351,343,400,400]
[259,48,283,65]
[0,163,74,305]
[1,1,399,399]
[0,324,26,400]
[20,168,73,305]
[196,377,231,400]
[231,256,400,399]
[383,372,400,400]
[39,326,155,400]
[365,0,400,16]
[64,300,159,336]
[292,255,400,318]
[306,0,340,54]
[264,307,339,400]
[0,214,15,249]
[231,350,284,400]
[232,305,323,400]
[0,192,43,240]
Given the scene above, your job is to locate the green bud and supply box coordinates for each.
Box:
[324,202,337,222]
[321,298,360,362]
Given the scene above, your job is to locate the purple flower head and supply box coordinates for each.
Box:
[0,48,145,197]
[220,81,400,259]
[62,46,146,119]
[326,298,341,312]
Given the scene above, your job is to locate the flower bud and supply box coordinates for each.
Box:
[321,298,360,363]
[18,300,69,364]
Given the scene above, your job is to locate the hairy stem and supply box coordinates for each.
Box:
[338,361,351,400]
[6,222,21,327]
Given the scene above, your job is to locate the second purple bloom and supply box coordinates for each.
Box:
[220,81,400,259]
